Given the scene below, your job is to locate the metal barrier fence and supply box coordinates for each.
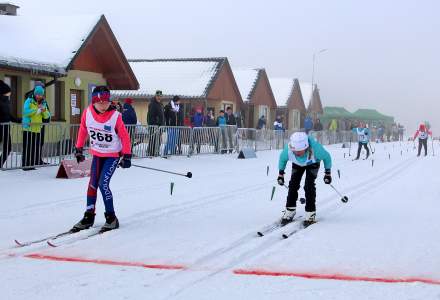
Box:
[191,127,221,155]
[0,122,368,171]
[0,122,64,170]
[218,125,238,154]
[236,128,257,151]
[128,125,159,158]
[159,126,193,157]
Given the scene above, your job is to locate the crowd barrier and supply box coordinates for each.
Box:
[0,122,361,170]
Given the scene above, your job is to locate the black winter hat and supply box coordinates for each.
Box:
[0,80,11,95]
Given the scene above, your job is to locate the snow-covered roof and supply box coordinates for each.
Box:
[269,78,295,107]
[0,14,101,74]
[232,68,260,101]
[299,82,313,109]
[113,58,224,98]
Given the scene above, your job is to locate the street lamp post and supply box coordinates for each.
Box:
[311,48,328,104]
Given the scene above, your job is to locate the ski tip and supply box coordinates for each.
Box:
[14,239,25,247]
[257,232,264,237]
[282,234,289,239]
[47,240,57,248]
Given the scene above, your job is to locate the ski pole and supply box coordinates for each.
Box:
[329,184,348,203]
[368,142,375,154]
[432,138,435,156]
[348,135,352,157]
[132,164,192,178]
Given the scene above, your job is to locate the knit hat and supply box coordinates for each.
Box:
[172,95,180,102]
[289,132,309,151]
[124,98,134,104]
[0,80,11,95]
[91,86,110,103]
[34,85,45,96]
[155,90,163,96]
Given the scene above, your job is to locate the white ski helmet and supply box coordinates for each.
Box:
[289,132,309,151]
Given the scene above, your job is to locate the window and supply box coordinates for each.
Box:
[258,105,268,118]
[222,103,233,112]
[52,81,64,121]
[292,110,300,129]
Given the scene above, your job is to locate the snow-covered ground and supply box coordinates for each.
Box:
[1,141,440,300]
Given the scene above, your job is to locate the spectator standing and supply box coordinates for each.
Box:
[216,110,227,153]
[191,108,204,153]
[313,118,323,131]
[0,80,20,168]
[22,86,50,170]
[304,115,313,134]
[147,90,164,156]
[163,96,181,156]
[256,115,266,129]
[204,110,216,127]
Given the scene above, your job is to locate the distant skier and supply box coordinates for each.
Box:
[72,86,132,233]
[277,132,332,227]
[352,122,370,160]
[413,123,432,157]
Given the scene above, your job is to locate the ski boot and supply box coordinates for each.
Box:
[71,210,95,233]
[99,212,119,233]
[303,211,316,227]
[281,207,296,225]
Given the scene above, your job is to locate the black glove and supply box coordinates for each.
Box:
[119,154,132,169]
[277,170,285,186]
[324,169,332,184]
[75,147,85,164]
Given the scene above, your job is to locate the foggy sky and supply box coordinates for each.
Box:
[13,0,440,132]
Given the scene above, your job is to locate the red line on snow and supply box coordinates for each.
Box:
[23,253,440,286]
[25,253,186,270]
[233,268,440,285]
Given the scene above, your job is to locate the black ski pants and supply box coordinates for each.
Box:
[356,142,369,159]
[418,138,428,156]
[22,131,41,168]
[286,162,320,212]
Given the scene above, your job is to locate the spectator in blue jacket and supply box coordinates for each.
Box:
[191,108,204,127]
[122,98,137,125]
[304,115,313,133]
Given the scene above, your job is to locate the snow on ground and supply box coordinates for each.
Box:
[1,141,440,300]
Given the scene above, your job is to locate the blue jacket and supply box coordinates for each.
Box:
[278,136,332,171]
[122,103,137,125]
[191,112,204,127]
[216,115,226,126]
[304,117,313,130]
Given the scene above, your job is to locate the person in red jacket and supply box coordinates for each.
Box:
[413,123,432,157]
[72,86,132,233]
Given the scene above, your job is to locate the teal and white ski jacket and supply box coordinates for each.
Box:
[352,127,370,144]
[278,136,332,172]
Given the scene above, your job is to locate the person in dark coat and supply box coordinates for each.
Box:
[313,118,323,131]
[191,108,204,153]
[122,98,137,150]
[163,96,181,156]
[122,98,137,125]
[0,80,20,168]
[256,115,266,129]
[225,106,236,125]
[204,110,216,127]
[147,90,164,156]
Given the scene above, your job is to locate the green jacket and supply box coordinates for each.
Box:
[278,136,332,171]
[22,97,50,133]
